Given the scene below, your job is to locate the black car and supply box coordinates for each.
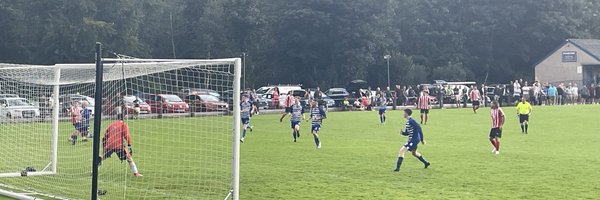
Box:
[324,88,350,107]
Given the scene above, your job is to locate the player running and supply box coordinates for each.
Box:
[470,85,482,114]
[516,97,532,134]
[394,109,430,172]
[290,96,305,142]
[377,94,387,124]
[69,101,82,145]
[489,101,505,155]
[417,90,431,125]
[98,114,142,177]
[80,101,92,141]
[309,101,326,149]
[279,91,295,122]
[240,95,254,143]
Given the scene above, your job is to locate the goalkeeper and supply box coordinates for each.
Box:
[98,114,143,177]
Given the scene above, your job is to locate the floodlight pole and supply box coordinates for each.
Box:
[242,52,246,90]
[384,55,391,89]
[91,42,104,200]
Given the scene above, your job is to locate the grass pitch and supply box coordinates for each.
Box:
[1,105,600,199]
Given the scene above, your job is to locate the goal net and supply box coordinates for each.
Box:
[0,57,241,199]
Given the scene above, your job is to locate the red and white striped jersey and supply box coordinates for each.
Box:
[470,89,481,101]
[284,95,295,107]
[417,94,431,110]
[490,108,505,128]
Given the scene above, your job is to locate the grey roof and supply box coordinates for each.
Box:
[568,39,600,61]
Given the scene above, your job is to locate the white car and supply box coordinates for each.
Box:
[0,97,41,118]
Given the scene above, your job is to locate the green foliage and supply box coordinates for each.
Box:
[1,0,600,87]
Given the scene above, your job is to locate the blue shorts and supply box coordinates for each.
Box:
[241,118,250,125]
[379,108,386,115]
[73,122,82,130]
[311,124,321,132]
[77,125,90,133]
[403,139,419,151]
[291,121,301,129]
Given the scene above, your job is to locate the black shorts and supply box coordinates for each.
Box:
[489,128,502,138]
[519,114,529,123]
[285,107,292,113]
[420,109,429,114]
[103,149,129,161]
[472,101,480,106]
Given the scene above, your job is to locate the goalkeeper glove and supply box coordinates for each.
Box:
[128,145,133,155]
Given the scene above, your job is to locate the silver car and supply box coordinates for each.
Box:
[0,97,41,118]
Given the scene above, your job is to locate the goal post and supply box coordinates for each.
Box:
[0,54,242,199]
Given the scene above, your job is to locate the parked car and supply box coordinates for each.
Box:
[0,94,19,98]
[123,95,152,114]
[181,88,221,98]
[59,94,95,116]
[324,88,351,106]
[309,91,335,108]
[184,94,229,112]
[145,94,190,113]
[0,97,41,118]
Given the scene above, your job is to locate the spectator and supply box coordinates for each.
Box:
[547,84,557,105]
[354,97,362,109]
[438,84,445,109]
[595,84,600,104]
[590,84,597,104]
[272,87,280,108]
[453,86,461,108]
[580,84,589,104]
[565,83,573,105]
[513,80,522,102]
[571,83,577,104]
[342,97,351,111]
[557,83,565,105]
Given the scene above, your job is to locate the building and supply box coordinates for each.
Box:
[534,39,600,86]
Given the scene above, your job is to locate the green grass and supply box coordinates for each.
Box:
[2,105,600,199]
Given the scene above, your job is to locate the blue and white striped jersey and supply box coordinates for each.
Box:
[290,104,304,122]
[310,107,326,126]
[81,108,92,127]
[240,101,252,118]
[403,117,423,142]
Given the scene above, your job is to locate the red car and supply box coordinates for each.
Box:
[184,94,229,112]
[145,94,190,113]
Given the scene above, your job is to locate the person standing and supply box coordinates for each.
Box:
[557,83,565,105]
[516,97,532,134]
[393,109,431,172]
[513,80,522,104]
[489,101,505,155]
[453,86,461,108]
[547,84,557,106]
[417,90,432,125]
[272,87,280,109]
[571,84,579,105]
[438,84,445,109]
[469,86,481,114]
[580,84,589,104]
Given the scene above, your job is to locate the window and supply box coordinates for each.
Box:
[562,51,577,62]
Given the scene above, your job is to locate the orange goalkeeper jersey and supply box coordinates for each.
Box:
[103,120,132,150]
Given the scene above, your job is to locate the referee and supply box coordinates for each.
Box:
[516,97,532,134]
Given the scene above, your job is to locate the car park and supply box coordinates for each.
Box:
[0,97,41,118]
[324,88,351,107]
[256,85,303,109]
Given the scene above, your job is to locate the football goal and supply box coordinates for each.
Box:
[0,44,241,199]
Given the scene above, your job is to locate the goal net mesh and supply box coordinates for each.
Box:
[0,59,238,199]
